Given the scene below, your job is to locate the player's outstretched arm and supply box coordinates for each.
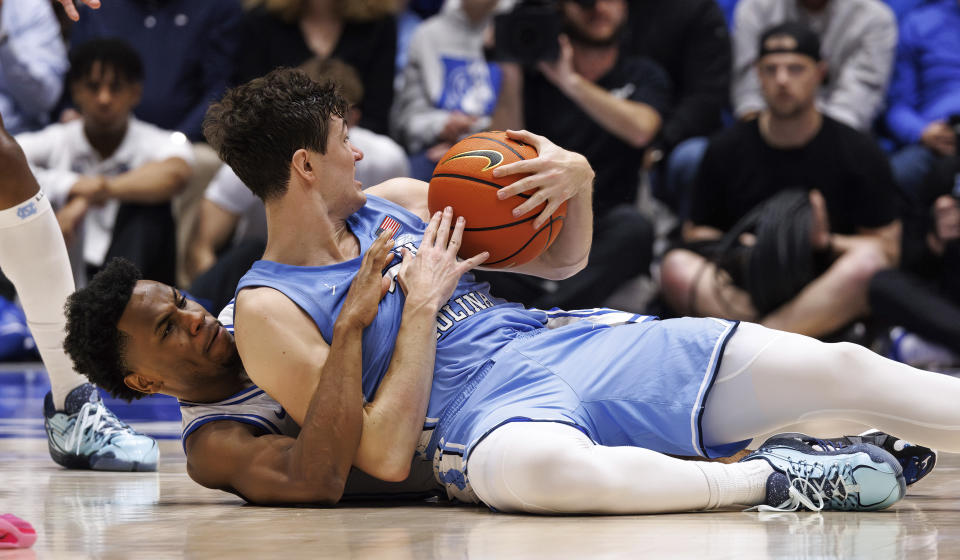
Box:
[492,129,595,280]
[353,207,487,481]
[229,232,395,504]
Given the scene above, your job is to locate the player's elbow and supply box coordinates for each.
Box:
[366,452,413,483]
[542,252,589,281]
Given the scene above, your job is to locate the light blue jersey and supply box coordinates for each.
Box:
[236,195,548,431]
[234,195,747,502]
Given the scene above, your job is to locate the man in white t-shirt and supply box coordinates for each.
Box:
[16,38,193,288]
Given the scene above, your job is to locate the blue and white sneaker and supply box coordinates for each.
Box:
[741,433,906,512]
[821,431,936,486]
[43,384,158,471]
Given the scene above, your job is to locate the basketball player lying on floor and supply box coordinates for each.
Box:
[68,69,946,514]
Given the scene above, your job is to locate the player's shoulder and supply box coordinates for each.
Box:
[236,286,300,320]
[365,178,430,221]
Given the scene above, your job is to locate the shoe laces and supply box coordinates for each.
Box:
[65,400,132,455]
[759,459,859,512]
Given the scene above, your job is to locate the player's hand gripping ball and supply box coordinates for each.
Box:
[428,132,567,268]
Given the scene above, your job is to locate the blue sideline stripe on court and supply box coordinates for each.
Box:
[0,364,182,439]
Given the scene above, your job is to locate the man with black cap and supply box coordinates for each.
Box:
[660,22,902,340]
[731,0,896,133]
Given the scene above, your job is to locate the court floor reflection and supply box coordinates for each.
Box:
[1,439,959,559]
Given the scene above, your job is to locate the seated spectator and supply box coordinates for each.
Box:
[868,151,960,368]
[732,0,897,132]
[885,0,960,205]
[660,22,901,338]
[16,39,193,287]
[236,0,397,135]
[392,0,504,181]
[69,0,241,142]
[620,0,731,213]
[186,57,407,309]
[486,0,662,310]
[0,0,67,134]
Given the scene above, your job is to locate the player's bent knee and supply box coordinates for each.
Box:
[660,249,702,309]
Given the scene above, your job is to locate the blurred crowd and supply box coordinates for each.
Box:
[2,0,960,369]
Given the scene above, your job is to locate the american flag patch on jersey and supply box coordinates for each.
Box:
[375,215,402,238]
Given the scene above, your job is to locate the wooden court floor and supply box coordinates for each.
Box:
[0,439,957,559]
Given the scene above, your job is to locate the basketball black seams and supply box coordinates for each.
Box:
[462,134,528,160]
[429,173,533,199]
[464,214,538,231]
[483,215,565,266]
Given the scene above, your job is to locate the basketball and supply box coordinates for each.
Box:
[428,132,567,269]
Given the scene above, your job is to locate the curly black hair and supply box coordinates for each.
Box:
[66,38,144,87]
[203,67,347,202]
[64,258,144,401]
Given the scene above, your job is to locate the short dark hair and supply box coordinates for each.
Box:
[64,258,144,401]
[203,68,348,201]
[66,38,144,87]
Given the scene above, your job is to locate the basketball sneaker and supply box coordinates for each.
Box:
[43,384,158,471]
[741,433,905,512]
[819,431,936,486]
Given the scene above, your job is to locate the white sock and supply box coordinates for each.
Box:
[694,458,773,509]
[0,192,87,409]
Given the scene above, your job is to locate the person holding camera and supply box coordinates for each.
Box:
[886,0,960,207]
[484,0,667,310]
[659,22,901,340]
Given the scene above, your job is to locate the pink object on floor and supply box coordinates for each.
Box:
[0,514,36,548]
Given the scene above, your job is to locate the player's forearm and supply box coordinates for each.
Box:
[531,171,594,280]
[287,321,367,502]
[356,303,437,481]
[105,158,192,203]
[560,74,661,148]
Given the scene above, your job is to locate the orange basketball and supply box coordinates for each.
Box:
[428,132,567,269]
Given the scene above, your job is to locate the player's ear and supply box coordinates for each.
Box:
[290,149,315,182]
[124,373,160,395]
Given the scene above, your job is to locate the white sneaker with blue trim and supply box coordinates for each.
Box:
[43,384,158,471]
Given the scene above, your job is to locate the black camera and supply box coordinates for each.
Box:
[489,0,596,66]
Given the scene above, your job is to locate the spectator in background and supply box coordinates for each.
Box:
[885,0,960,204]
[0,0,67,134]
[69,0,242,142]
[236,0,397,135]
[488,0,661,310]
[392,0,505,181]
[17,39,193,287]
[187,57,408,311]
[868,149,960,369]
[732,0,897,133]
[661,22,900,339]
[620,0,731,214]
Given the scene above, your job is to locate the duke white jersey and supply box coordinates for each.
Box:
[179,385,299,445]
